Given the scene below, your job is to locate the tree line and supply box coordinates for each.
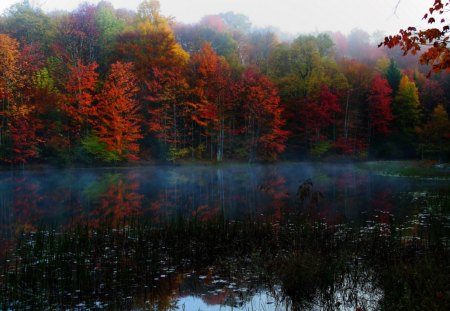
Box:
[0,0,449,165]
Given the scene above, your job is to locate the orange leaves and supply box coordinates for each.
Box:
[63,59,99,128]
[190,43,233,141]
[0,34,21,99]
[0,34,41,164]
[95,61,142,161]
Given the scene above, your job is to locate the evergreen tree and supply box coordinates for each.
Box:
[385,58,402,95]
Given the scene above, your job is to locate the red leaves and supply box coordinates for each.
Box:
[239,67,288,160]
[335,137,367,155]
[302,85,340,137]
[368,75,394,136]
[9,115,39,163]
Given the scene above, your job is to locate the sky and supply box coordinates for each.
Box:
[0,0,432,35]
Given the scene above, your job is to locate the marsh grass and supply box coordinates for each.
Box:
[1,203,449,310]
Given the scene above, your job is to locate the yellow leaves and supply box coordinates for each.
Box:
[9,102,33,117]
[171,43,190,65]
[0,34,20,66]
[397,75,420,106]
[33,68,56,93]
[375,57,390,74]
[0,34,21,92]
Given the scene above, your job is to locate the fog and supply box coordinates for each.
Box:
[0,0,431,34]
[0,163,443,232]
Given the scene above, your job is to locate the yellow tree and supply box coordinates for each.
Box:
[0,34,21,149]
[394,76,422,136]
[0,34,39,163]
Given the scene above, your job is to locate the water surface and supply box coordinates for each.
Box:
[0,163,449,310]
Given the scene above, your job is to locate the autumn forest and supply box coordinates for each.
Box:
[1,0,450,165]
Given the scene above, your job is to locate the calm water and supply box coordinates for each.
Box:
[0,163,449,310]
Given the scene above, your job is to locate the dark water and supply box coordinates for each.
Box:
[0,163,449,310]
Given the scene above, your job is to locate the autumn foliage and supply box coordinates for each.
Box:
[63,60,99,130]
[368,75,394,136]
[0,0,449,164]
[381,0,450,74]
[95,61,142,161]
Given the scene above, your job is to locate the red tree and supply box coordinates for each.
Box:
[8,109,40,164]
[239,67,288,161]
[301,85,341,151]
[190,42,234,161]
[367,75,394,136]
[63,59,99,138]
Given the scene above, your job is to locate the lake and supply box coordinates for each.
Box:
[1,163,449,310]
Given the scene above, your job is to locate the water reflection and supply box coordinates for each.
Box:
[1,163,445,230]
[0,163,449,309]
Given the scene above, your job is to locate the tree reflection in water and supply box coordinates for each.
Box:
[0,164,449,309]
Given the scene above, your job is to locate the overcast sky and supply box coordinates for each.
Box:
[0,0,431,35]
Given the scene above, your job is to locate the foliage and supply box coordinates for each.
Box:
[63,60,99,131]
[2,1,54,49]
[167,146,191,162]
[81,134,120,163]
[385,58,402,94]
[0,34,40,164]
[189,42,233,162]
[368,74,394,136]
[394,75,422,136]
[417,104,450,160]
[310,140,333,157]
[380,0,450,74]
[0,0,449,165]
[95,61,142,161]
[238,66,288,161]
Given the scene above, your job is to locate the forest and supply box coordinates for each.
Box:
[0,0,449,165]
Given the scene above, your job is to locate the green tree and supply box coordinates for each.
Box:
[2,1,55,49]
[218,12,251,32]
[173,23,240,67]
[385,58,402,95]
[95,1,125,70]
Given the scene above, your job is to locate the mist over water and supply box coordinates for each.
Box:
[0,163,444,229]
